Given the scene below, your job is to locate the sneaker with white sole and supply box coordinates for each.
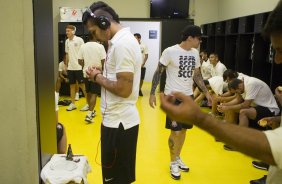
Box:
[170,161,181,180]
[176,157,189,172]
[75,93,79,101]
[66,103,77,111]
[80,104,89,111]
[90,110,96,118]
[85,114,94,123]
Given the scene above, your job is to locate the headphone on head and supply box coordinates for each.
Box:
[72,26,76,34]
[85,8,111,30]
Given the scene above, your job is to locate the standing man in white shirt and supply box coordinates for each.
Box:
[160,1,282,183]
[149,25,212,180]
[134,33,149,96]
[78,33,106,123]
[209,53,227,77]
[65,25,87,111]
[82,1,142,183]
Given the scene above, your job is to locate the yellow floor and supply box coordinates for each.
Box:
[58,82,266,184]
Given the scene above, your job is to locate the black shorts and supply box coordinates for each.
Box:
[166,98,193,131]
[101,124,139,184]
[67,70,84,84]
[84,78,101,95]
[56,123,64,144]
[141,67,146,80]
[249,105,275,130]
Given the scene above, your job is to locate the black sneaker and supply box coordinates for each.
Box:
[252,161,269,170]
[223,144,234,151]
[139,90,143,96]
[250,175,267,184]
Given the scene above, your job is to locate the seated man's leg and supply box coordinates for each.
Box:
[239,108,257,127]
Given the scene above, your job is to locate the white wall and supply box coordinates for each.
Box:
[0,0,39,183]
[218,0,279,21]
[190,0,219,25]
[121,21,161,82]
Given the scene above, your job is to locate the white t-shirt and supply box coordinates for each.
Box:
[101,27,142,130]
[208,76,224,95]
[264,116,282,184]
[65,36,84,70]
[160,45,201,96]
[78,42,106,77]
[201,59,212,80]
[211,61,227,77]
[242,77,280,115]
[58,61,67,73]
[140,42,148,64]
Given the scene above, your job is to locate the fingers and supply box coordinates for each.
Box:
[170,92,189,102]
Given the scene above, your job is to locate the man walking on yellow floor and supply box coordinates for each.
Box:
[149,25,212,180]
[160,1,282,183]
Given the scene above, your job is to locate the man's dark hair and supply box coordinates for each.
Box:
[200,50,207,54]
[263,0,282,37]
[223,69,239,81]
[228,78,242,90]
[82,1,120,25]
[134,33,141,39]
[181,25,202,41]
[209,53,218,58]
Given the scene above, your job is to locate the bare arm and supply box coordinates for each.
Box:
[95,72,133,98]
[160,92,275,165]
[150,63,166,95]
[222,94,243,106]
[142,54,148,67]
[193,68,208,94]
[59,71,66,80]
[65,53,69,66]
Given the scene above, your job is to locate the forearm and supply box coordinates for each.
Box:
[95,73,132,98]
[193,70,208,94]
[150,64,165,95]
[196,113,275,165]
[219,95,236,103]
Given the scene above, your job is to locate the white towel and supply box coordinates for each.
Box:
[41,154,91,184]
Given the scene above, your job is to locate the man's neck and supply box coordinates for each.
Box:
[69,35,74,40]
[179,41,192,51]
[110,23,123,40]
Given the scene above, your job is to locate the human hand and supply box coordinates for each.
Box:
[258,117,281,129]
[64,78,69,83]
[149,94,157,108]
[86,65,102,82]
[205,92,213,106]
[217,104,229,113]
[160,92,203,124]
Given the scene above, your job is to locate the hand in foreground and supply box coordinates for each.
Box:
[86,65,102,82]
[149,94,157,108]
[160,92,203,124]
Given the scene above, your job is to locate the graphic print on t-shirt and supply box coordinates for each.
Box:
[178,55,196,78]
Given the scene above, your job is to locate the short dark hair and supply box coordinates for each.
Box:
[134,33,141,39]
[263,0,282,37]
[209,53,218,58]
[228,78,242,90]
[200,50,207,54]
[181,25,202,41]
[82,1,120,25]
[223,69,238,81]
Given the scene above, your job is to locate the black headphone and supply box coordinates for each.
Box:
[85,8,111,30]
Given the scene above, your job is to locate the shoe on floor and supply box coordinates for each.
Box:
[66,103,77,111]
[90,110,96,118]
[223,144,234,151]
[170,161,181,180]
[80,104,89,111]
[75,93,80,101]
[85,114,94,123]
[250,175,267,184]
[176,157,189,172]
[252,161,269,170]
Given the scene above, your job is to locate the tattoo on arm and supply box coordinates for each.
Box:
[150,63,166,95]
[193,68,208,93]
